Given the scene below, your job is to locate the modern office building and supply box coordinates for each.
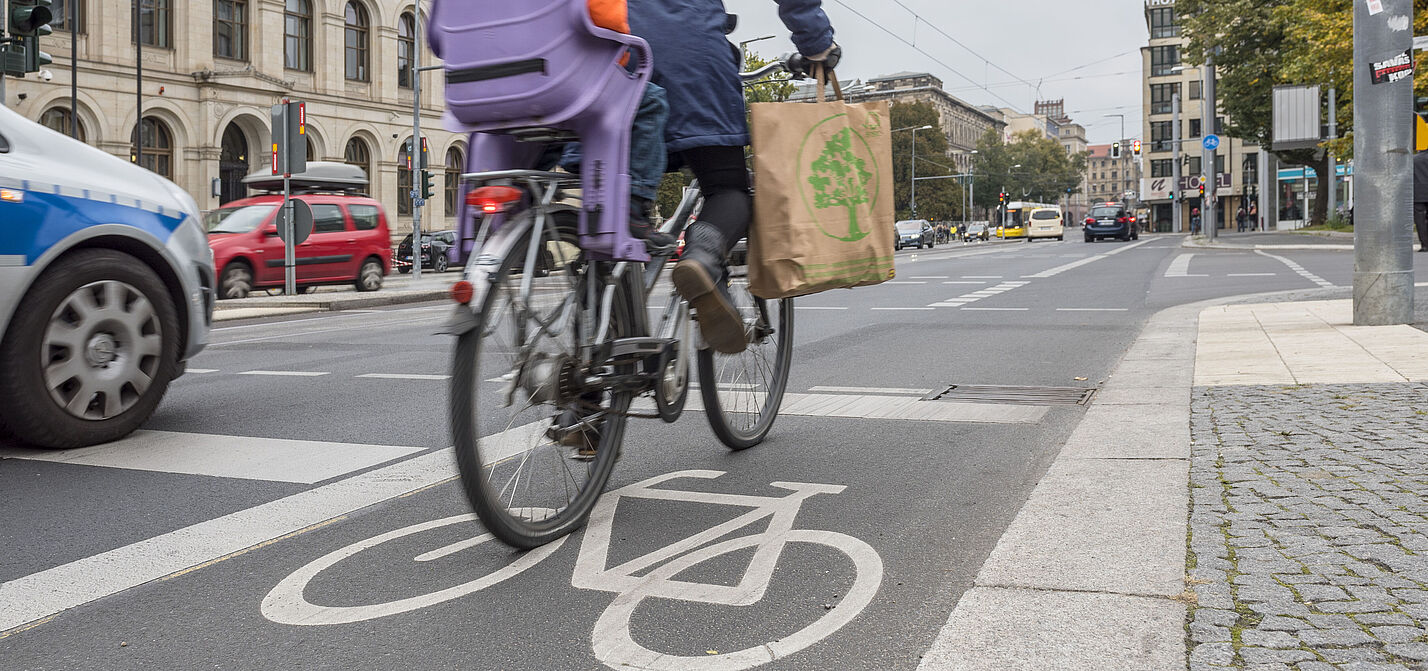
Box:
[7,0,463,236]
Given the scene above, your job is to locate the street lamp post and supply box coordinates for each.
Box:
[894,124,933,218]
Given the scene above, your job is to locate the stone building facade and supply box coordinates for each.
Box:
[1085,142,1142,206]
[7,0,463,237]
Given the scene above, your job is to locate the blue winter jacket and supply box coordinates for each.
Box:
[628,0,834,153]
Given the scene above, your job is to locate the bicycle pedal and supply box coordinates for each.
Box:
[594,337,677,369]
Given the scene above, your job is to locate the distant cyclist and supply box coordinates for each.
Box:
[628,0,840,354]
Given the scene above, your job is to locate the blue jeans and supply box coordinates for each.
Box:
[558,83,668,202]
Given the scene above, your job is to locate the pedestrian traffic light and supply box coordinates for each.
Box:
[1111,141,1121,159]
[8,0,53,37]
[420,169,435,200]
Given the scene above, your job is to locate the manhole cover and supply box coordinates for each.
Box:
[921,384,1096,406]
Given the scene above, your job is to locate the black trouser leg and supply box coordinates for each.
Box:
[1415,202,1428,250]
[678,145,751,253]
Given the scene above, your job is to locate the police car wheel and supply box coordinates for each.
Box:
[0,249,180,448]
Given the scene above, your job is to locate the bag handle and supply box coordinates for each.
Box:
[811,63,844,103]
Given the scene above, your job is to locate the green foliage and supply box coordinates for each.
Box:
[890,102,961,221]
[971,129,1086,210]
[809,128,873,240]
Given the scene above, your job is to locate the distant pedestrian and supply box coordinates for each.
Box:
[1415,148,1428,251]
[1248,202,1259,231]
[1190,207,1201,235]
[1235,207,1247,232]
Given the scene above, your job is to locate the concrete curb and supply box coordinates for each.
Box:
[1180,238,1356,251]
[212,290,448,321]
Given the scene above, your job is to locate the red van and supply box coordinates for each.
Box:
[205,164,392,299]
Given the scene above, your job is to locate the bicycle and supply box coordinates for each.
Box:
[444,57,806,550]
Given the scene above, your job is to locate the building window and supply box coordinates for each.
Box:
[398,12,416,89]
[398,138,414,216]
[343,137,371,191]
[130,117,173,180]
[1215,155,1225,176]
[1151,159,1173,178]
[1187,156,1202,175]
[1189,80,1202,100]
[40,107,86,142]
[1149,45,1179,77]
[1215,117,1225,135]
[214,0,248,61]
[54,0,85,33]
[1151,120,1175,153]
[132,0,170,48]
[284,0,312,71]
[444,146,463,215]
[1111,171,1118,180]
[1148,7,1179,39]
[1150,83,1179,115]
[344,2,370,82]
[1189,118,1202,138]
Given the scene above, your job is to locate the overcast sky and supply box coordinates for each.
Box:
[724,0,1149,146]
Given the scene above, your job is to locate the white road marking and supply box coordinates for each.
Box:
[1057,308,1130,312]
[808,386,934,396]
[942,281,987,285]
[1254,250,1336,288]
[962,307,1029,311]
[1228,272,1277,277]
[185,368,220,374]
[355,373,451,381]
[794,306,849,310]
[1024,239,1154,279]
[884,281,928,285]
[909,275,950,279]
[0,431,422,484]
[928,280,1029,308]
[0,447,464,634]
[871,307,935,311]
[238,370,331,377]
[1163,253,1207,277]
[963,275,1003,279]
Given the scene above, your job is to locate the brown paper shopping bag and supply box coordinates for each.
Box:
[748,68,896,300]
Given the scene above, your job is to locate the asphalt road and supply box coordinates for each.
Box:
[3,233,1423,670]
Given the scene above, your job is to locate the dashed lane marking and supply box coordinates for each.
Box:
[794,306,849,310]
[238,370,331,377]
[186,368,220,374]
[962,307,1029,311]
[962,275,1003,279]
[928,281,1029,308]
[356,373,451,381]
[1057,308,1130,312]
[1228,272,1277,277]
[871,307,935,311]
[1254,249,1336,288]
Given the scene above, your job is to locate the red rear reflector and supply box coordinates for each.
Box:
[1085,218,1095,225]
[466,185,523,214]
[451,281,474,305]
[1117,217,1128,224]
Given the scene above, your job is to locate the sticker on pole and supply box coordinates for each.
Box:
[1366,0,1384,15]
[1202,134,1221,151]
[1370,50,1414,85]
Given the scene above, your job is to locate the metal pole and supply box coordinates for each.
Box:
[71,0,78,136]
[1172,92,1182,233]
[1204,55,1217,242]
[283,175,296,295]
[910,129,917,218]
[410,6,423,282]
[134,1,142,168]
[1327,87,1337,221]
[1353,0,1414,325]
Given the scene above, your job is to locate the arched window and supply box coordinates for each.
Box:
[40,107,86,142]
[213,0,248,60]
[131,116,173,180]
[343,137,371,193]
[343,2,370,82]
[397,12,416,89]
[283,0,311,71]
[397,137,414,217]
[444,146,464,216]
[133,0,170,48]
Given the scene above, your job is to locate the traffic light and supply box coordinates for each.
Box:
[1131,139,1142,156]
[1198,182,1206,199]
[1111,141,1121,159]
[998,191,1008,205]
[420,169,435,200]
[8,0,52,36]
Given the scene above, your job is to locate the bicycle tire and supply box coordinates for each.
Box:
[696,278,794,450]
[450,210,635,549]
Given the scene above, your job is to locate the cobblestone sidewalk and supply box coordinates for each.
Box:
[1189,383,1428,671]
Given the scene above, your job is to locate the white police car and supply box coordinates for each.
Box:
[0,105,213,448]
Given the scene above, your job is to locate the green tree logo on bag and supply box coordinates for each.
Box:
[800,114,882,242]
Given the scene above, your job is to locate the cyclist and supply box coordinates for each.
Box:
[629,0,840,354]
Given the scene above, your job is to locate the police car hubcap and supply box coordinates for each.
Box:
[43,280,164,420]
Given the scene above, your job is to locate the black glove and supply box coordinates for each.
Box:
[806,42,841,71]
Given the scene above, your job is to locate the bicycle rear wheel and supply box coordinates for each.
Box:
[696,267,794,450]
[450,210,634,549]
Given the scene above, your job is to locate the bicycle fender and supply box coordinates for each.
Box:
[435,210,537,336]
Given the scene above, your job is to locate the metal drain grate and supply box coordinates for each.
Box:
[921,384,1096,406]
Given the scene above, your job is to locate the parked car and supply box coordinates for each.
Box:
[1026,207,1065,241]
[1083,202,1139,242]
[894,219,935,250]
[964,223,989,241]
[205,163,391,298]
[397,229,457,273]
[0,105,213,448]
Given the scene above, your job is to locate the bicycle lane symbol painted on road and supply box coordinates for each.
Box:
[261,470,884,671]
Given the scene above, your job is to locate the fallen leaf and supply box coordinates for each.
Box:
[706,650,718,655]
[1074,377,1088,381]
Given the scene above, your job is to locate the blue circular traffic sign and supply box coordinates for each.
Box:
[1203,134,1221,151]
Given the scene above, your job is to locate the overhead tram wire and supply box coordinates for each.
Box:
[827,0,1024,110]
[886,0,1040,94]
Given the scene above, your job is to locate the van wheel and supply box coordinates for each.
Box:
[0,250,180,448]
[218,262,253,299]
[355,258,384,292]
[433,254,449,273]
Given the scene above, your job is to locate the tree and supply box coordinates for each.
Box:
[889,101,961,222]
[808,128,874,240]
[971,129,1085,212]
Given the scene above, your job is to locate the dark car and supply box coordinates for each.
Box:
[964,223,990,241]
[1083,202,1139,243]
[396,229,458,273]
[894,219,935,250]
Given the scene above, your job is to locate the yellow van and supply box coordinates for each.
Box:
[1026,207,1065,241]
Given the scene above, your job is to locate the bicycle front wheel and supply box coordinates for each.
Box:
[450,211,634,549]
[696,268,794,450]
